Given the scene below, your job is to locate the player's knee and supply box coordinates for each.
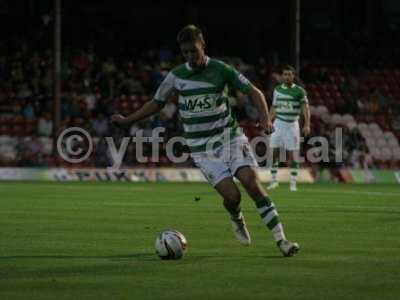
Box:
[224,189,241,205]
[242,172,265,199]
[241,169,257,189]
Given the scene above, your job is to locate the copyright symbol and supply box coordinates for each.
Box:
[57,127,93,163]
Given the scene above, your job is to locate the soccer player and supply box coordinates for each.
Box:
[111,25,299,256]
[267,66,311,191]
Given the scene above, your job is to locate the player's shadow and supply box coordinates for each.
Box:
[0,252,157,262]
[0,253,283,262]
[0,253,286,280]
[0,253,158,280]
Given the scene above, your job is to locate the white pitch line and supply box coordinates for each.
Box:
[300,188,400,197]
[285,204,400,211]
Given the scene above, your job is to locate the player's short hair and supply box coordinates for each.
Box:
[282,65,296,74]
[177,25,205,45]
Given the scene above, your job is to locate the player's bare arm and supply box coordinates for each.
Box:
[248,84,273,134]
[269,106,276,122]
[111,100,163,125]
[302,102,311,136]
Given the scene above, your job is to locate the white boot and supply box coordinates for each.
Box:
[231,213,251,246]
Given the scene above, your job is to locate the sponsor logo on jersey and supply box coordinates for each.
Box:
[183,95,215,112]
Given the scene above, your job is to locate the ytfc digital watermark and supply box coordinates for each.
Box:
[57,126,343,169]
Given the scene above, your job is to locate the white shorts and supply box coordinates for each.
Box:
[269,119,300,151]
[191,135,258,187]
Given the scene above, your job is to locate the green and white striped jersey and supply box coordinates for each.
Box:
[272,83,308,122]
[154,56,251,153]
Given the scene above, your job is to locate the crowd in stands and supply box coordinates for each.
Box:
[1,32,400,171]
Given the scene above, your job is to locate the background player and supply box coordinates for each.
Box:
[267,65,311,191]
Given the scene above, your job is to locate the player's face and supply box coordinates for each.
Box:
[282,70,295,85]
[180,40,205,68]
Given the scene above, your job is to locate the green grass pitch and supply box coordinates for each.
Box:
[0,182,399,300]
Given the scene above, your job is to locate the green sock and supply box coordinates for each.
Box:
[254,196,286,242]
[271,161,279,182]
[290,161,299,183]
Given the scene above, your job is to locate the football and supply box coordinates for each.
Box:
[155,229,188,260]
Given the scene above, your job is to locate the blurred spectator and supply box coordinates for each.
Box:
[0,25,399,170]
[69,94,85,118]
[72,50,90,73]
[83,92,97,112]
[102,57,117,75]
[38,112,53,136]
[16,83,32,99]
[94,138,111,167]
[91,113,109,137]
[22,101,35,120]
[117,73,144,95]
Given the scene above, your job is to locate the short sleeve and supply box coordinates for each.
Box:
[153,72,176,107]
[272,89,278,107]
[300,87,309,104]
[223,63,252,94]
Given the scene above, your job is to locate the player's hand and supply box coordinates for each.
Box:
[260,119,274,135]
[265,120,274,134]
[303,125,311,137]
[111,114,130,125]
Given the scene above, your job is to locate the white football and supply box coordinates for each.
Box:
[155,229,188,260]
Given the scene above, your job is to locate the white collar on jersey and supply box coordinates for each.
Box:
[185,56,210,71]
[282,83,295,89]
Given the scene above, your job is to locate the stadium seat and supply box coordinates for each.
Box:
[342,114,355,125]
[315,105,329,116]
[381,148,392,161]
[357,123,368,131]
[392,148,400,160]
[388,138,399,147]
[365,138,376,148]
[0,144,17,160]
[369,147,382,160]
[360,128,372,138]
[368,123,383,137]
[376,138,387,147]
[369,123,380,131]
[330,114,342,125]
[0,136,16,148]
[383,131,396,141]
[321,114,332,123]
[346,121,357,130]
[372,129,384,138]
[0,135,11,146]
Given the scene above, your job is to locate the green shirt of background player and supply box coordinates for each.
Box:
[112,25,300,257]
[270,67,311,135]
